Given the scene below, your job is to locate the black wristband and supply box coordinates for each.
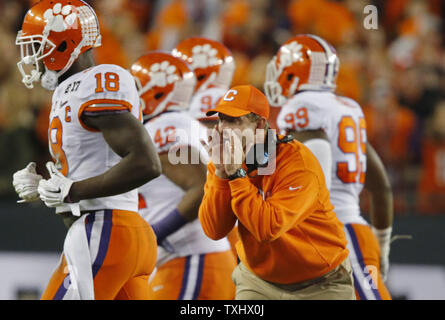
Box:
[228,168,247,180]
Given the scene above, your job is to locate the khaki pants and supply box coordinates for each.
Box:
[232,259,356,300]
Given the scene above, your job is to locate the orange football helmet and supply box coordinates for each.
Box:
[130,52,196,120]
[172,37,235,93]
[264,34,339,107]
[16,0,101,90]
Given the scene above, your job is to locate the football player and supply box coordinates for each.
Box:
[12,0,161,299]
[130,52,236,300]
[266,34,394,300]
[172,37,240,260]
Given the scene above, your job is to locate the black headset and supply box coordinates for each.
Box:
[245,130,294,176]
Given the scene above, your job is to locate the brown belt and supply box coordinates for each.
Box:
[265,264,342,291]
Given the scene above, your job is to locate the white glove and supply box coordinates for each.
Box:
[12,162,43,202]
[372,226,392,282]
[38,162,75,208]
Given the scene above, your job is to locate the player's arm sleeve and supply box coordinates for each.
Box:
[68,112,161,202]
[301,134,332,190]
[364,142,393,229]
[78,66,139,131]
[79,99,132,130]
[159,145,207,222]
[198,162,237,240]
[228,157,321,242]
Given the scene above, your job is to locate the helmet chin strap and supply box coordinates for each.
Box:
[41,66,58,91]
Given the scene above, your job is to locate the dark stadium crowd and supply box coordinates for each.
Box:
[1,0,445,215]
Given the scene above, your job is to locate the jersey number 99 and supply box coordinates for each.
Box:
[283,107,309,130]
[337,116,366,184]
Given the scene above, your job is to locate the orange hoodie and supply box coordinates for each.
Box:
[199,138,348,284]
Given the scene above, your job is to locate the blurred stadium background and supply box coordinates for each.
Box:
[0,0,444,300]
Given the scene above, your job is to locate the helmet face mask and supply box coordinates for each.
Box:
[215,55,235,90]
[265,58,285,107]
[16,31,56,89]
[264,34,340,107]
[16,0,101,90]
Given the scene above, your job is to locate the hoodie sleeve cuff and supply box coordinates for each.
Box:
[207,170,231,190]
[228,176,252,192]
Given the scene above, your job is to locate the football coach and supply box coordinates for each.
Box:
[198,85,355,300]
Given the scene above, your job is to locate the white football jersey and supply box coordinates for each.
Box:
[276,91,368,225]
[188,87,226,120]
[139,111,229,266]
[48,64,142,214]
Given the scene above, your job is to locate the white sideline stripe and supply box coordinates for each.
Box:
[183,255,200,300]
[88,211,105,266]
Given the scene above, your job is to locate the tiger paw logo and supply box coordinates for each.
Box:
[279,41,303,68]
[191,44,219,69]
[43,3,78,33]
[147,61,178,88]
